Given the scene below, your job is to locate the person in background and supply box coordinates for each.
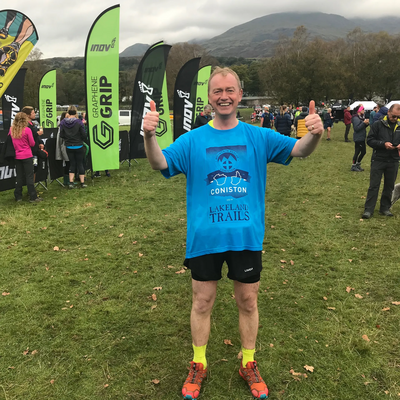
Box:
[323,108,334,140]
[193,105,212,129]
[260,106,274,129]
[60,106,87,189]
[9,112,42,203]
[274,105,292,136]
[351,105,369,172]
[362,104,400,219]
[344,106,352,142]
[373,103,387,123]
[369,106,378,126]
[294,106,309,139]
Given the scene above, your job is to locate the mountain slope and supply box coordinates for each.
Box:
[201,12,400,58]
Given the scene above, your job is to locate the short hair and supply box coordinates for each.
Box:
[21,106,34,116]
[208,67,241,93]
[389,103,400,112]
[204,104,212,111]
[67,105,77,115]
[302,106,308,112]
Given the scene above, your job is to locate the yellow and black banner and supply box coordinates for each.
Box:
[0,9,38,98]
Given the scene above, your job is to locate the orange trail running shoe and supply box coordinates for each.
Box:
[182,361,207,400]
[239,361,269,399]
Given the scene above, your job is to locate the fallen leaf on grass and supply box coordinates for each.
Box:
[290,260,294,265]
[323,297,328,301]
[50,379,55,384]
[335,215,342,219]
[224,339,233,346]
[23,348,29,355]
[175,268,186,274]
[346,287,354,293]
[8,366,15,370]
[362,335,370,342]
[2,292,10,296]
[237,351,243,359]
[304,365,314,373]
[104,384,109,388]
[151,379,160,384]
[153,287,162,291]
[118,233,124,238]
[348,259,353,262]
[269,343,274,347]
[138,253,143,257]
[151,305,157,310]
[392,301,400,306]
[280,260,286,263]
[132,241,137,245]
[53,246,59,251]
[167,265,175,269]
[327,307,336,310]
[31,350,38,355]
[151,294,157,301]
[382,307,390,311]
[355,294,363,299]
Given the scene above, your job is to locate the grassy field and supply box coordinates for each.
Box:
[0,121,400,399]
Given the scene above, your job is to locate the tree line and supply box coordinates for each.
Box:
[20,26,400,109]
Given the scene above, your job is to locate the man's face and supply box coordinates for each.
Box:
[204,108,211,116]
[208,73,242,119]
[388,107,400,122]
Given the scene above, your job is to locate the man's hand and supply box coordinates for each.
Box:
[143,101,159,138]
[385,142,397,150]
[39,144,44,150]
[305,101,323,135]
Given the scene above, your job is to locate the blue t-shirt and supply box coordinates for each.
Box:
[161,121,296,258]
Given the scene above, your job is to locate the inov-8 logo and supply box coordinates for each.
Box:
[91,37,116,52]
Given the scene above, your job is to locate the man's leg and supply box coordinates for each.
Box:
[191,279,217,348]
[380,162,398,212]
[234,280,259,351]
[235,280,268,399]
[364,160,384,214]
[182,280,217,400]
[344,124,351,141]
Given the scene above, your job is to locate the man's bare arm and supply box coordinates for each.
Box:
[143,100,168,170]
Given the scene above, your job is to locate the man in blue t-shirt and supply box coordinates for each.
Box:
[143,67,323,400]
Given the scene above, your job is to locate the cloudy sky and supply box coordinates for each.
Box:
[7,0,396,59]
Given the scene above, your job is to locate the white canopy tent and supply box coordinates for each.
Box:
[385,101,400,109]
[349,101,377,111]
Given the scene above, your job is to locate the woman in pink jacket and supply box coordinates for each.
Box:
[9,112,42,203]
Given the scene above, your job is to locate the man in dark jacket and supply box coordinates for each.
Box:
[362,104,400,219]
[343,106,352,142]
[193,105,212,129]
[373,104,388,123]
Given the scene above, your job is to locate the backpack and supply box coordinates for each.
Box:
[262,112,271,128]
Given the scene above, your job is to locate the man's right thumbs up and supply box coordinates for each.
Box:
[143,100,159,137]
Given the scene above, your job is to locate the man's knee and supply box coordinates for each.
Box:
[192,294,215,315]
[236,291,258,314]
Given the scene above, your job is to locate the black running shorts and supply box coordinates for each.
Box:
[184,250,262,283]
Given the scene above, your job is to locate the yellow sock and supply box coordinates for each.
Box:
[242,347,255,368]
[192,344,207,369]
